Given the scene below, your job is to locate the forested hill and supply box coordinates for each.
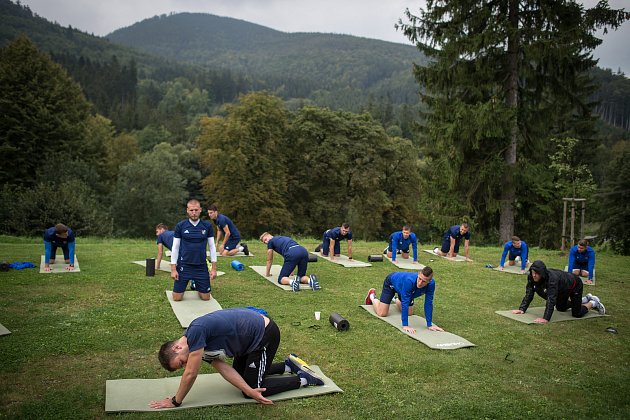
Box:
[107,12,424,108]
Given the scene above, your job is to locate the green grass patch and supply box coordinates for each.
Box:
[0,237,628,418]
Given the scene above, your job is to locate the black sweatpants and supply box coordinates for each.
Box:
[232,318,301,397]
[555,279,589,318]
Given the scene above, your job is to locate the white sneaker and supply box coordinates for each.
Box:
[589,295,606,315]
[433,247,440,254]
[585,293,593,302]
[515,256,521,262]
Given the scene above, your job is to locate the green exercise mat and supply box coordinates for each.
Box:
[0,323,10,336]
[105,365,342,412]
[493,264,528,275]
[166,291,223,327]
[359,305,475,350]
[249,265,317,291]
[310,252,371,267]
[385,255,425,270]
[495,306,607,324]
[564,266,596,285]
[39,255,80,273]
[423,249,471,262]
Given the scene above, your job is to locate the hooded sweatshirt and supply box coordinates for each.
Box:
[519,260,581,321]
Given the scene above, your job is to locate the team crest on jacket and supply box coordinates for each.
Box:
[202,230,206,234]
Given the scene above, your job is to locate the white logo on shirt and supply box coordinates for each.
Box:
[202,230,206,235]
[184,229,189,233]
[249,362,256,368]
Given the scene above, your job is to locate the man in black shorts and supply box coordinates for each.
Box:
[149,308,324,408]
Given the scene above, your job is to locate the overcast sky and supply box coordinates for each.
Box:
[18,0,630,75]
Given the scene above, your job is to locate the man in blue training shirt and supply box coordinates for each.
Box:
[384,225,419,265]
[150,308,325,408]
[316,223,353,261]
[155,223,174,269]
[435,222,471,260]
[499,235,529,274]
[568,239,596,284]
[43,224,76,272]
[365,266,444,334]
[259,232,320,292]
[207,205,249,256]
[170,200,218,301]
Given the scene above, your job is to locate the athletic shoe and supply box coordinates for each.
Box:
[190,280,196,291]
[589,295,606,315]
[585,293,593,302]
[314,244,322,252]
[383,246,388,255]
[286,354,324,386]
[365,287,376,305]
[291,276,300,292]
[515,256,521,262]
[242,243,249,256]
[309,274,321,291]
[433,247,440,254]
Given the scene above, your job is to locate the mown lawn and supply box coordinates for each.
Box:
[0,236,628,419]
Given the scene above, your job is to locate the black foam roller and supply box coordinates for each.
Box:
[0,261,9,272]
[367,255,383,262]
[308,253,318,262]
[329,312,350,331]
[146,258,155,276]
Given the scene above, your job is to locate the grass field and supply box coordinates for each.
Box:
[0,236,628,419]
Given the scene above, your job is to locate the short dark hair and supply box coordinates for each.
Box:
[156,223,168,230]
[187,199,201,207]
[341,223,350,229]
[158,340,178,372]
[54,224,68,235]
[511,235,520,242]
[402,225,412,231]
[578,239,588,247]
[461,222,469,228]
[208,204,218,212]
[421,266,433,278]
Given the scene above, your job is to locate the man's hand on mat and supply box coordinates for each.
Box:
[171,269,179,280]
[210,269,217,280]
[534,318,548,324]
[511,310,524,314]
[403,326,416,334]
[44,266,51,272]
[428,325,444,332]
[149,396,178,409]
[246,387,273,404]
[519,269,525,274]
[585,279,593,284]
[65,265,74,271]
[499,266,504,270]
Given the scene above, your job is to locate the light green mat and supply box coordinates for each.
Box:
[105,365,342,412]
[39,255,80,273]
[132,260,225,277]
[495,306,607,324]
[385,255,425,270]
[493,264,528,275]
[249,265,317,291]
[423,249,471,262]
[310,252,371,268]
[0,323,10,336]
[359,305,475,350]
[166,291,223,327]
[166,250,254,257]
[564,266,596,285]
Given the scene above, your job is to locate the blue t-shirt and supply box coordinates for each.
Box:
[444,225,470,242]
[323,227,352,241]
[567,245,596,279]
[214,214,241,240]
[500,240,529,270]
[174,219,214,266]
[185,308,266,359]
[156,230,175,250]
[267,236,300,257]
[388,272,436,327]
[43,227,75,245]
[389,231,418,261]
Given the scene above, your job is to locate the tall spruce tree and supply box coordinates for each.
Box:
[398,1,628,242]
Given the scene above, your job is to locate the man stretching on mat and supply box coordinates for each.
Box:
[434,222,471,260]
[512,260,605,324]
[567,239,596,284]
[365,266,444,334]
[384,225,419,265]
[315,223,353,261]
[207,204,249,256]
[170,199,217,301]
[498,235,529,274]
[155,223,174,269]
[259,232,321,291]
[43,223,76,271]
[150,307,325,408]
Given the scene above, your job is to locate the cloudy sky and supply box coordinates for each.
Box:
[18,0,630,74]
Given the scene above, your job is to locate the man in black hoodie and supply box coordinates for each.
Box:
[512,260,605,324]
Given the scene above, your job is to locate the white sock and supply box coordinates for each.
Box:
[370,293,376,301]
[238,246,244,252]
[582,296,588,305]
[300,377,307,386]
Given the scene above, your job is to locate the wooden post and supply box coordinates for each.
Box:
[561,200,568,251]
[570,200,575,247]
[580,200,586,240]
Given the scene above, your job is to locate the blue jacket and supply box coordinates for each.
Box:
[567,245,595,280]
